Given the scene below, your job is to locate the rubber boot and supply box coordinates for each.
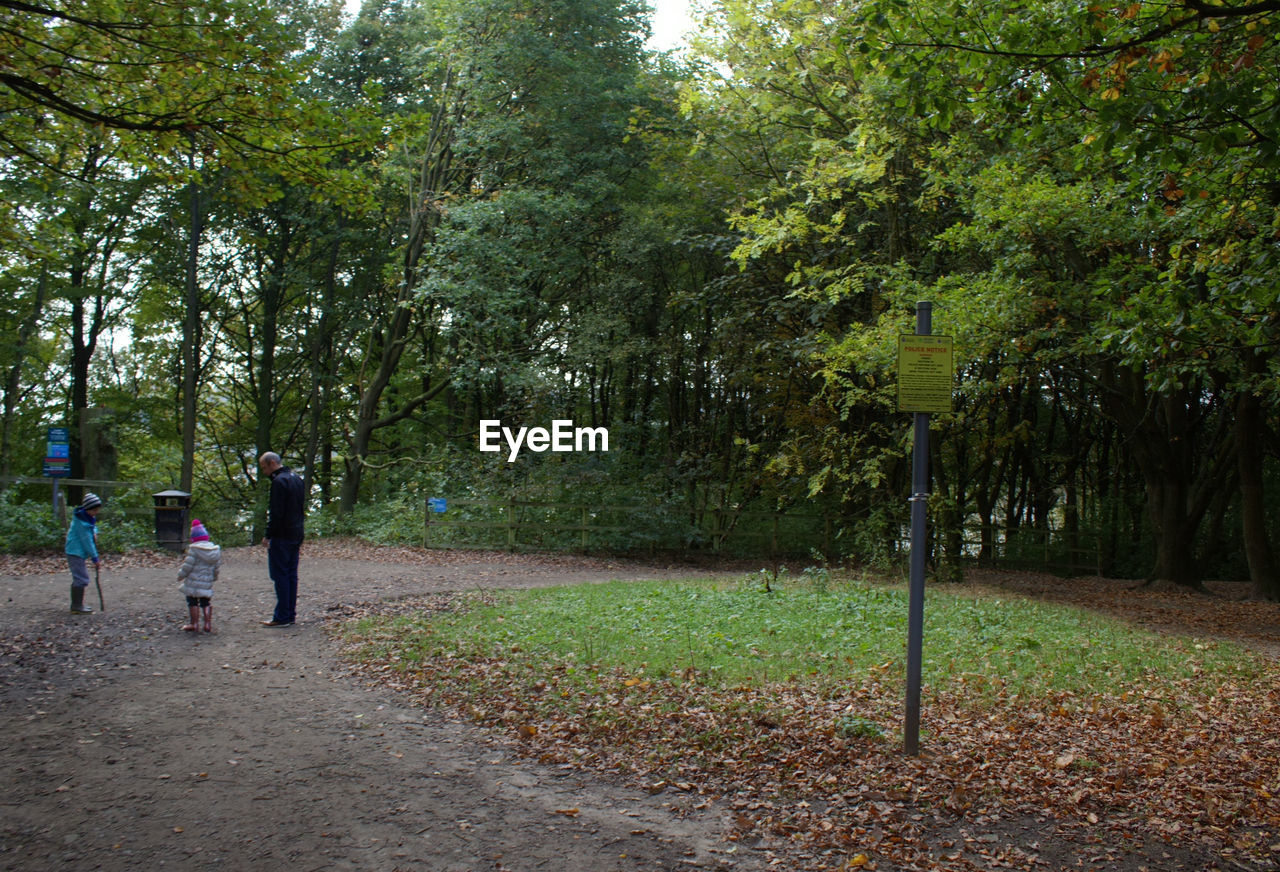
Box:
[201,605,213,634]
[70,585,93,614]
[183,605,199,632]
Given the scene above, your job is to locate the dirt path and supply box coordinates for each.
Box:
[0,544,761,872]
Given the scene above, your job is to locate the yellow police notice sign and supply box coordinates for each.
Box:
[897,335,954,413]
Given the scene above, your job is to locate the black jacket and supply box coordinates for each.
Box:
[266,466,306,542]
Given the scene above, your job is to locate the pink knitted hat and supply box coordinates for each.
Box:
[190,519,210,542]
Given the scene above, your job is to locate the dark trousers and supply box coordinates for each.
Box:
[268,539,302,623]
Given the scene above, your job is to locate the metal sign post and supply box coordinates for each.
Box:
[896,303,952,757]
[424,498,447,547]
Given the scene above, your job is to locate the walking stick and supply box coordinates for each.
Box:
[94,561,105,611]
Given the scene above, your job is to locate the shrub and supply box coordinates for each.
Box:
[97,512,155,552]
[0,489,64,552]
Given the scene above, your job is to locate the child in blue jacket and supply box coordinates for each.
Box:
[64,493,103,614]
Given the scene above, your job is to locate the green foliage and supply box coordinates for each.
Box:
[834,714,885,741]
[96,512,156,554]
[1,0,378,204]
[0,490,153,554]
[0,491,66,552]
[346,491,427,547]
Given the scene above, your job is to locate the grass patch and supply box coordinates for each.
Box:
[341,573,1258,703]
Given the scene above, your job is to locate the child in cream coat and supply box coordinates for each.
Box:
[178,519,222,633]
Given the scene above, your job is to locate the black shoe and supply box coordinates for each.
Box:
[260,620,294,627]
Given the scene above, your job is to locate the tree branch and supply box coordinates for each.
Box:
[895,0,1278,63]
[370,378,452,431]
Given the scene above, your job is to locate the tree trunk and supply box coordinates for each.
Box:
[67,212,104,501]
[337,283,416,515]
[1099,365,1232,589]
[1236,378,1279,599]
[1145,475,1201,587]
[181,151,203,494]
[63,143,133,503]
[251,223,289,542]
[304,231,341,500]
[1,266,49,485]
[337,77,462,514]
[931,435,965,583]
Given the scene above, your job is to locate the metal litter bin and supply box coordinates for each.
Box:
[153,489,191,552]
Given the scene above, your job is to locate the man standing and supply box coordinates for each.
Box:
[259,451,305,627]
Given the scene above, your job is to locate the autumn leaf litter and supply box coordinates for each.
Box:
[321,553,1280,872]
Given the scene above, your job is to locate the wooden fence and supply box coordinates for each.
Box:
[949,524,1107,577]
[0,475,166,524]
[419,501,1113,574]
[421,497,833,557]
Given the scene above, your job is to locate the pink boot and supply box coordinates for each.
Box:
[202,605,214,634]
[182,605,199,632]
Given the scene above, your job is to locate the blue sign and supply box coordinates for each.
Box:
[428,498,447,514]
[44,425,70,478]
